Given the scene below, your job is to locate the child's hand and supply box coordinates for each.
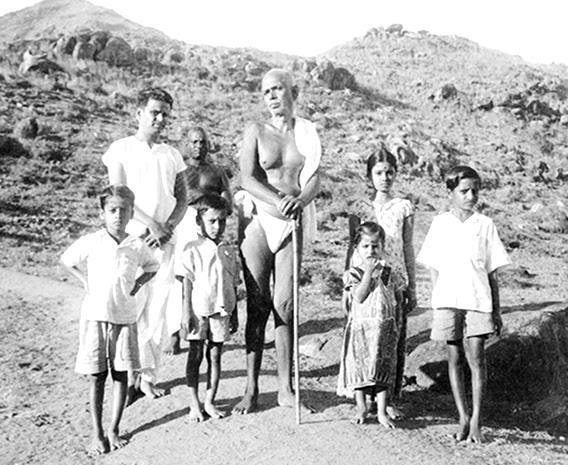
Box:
[182,314,202,334]
[404,288,417,314]
[364,257,381,273]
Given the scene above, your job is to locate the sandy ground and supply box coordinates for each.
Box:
[1,262,568,465]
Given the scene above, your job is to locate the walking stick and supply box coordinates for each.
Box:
[292,217,301,425]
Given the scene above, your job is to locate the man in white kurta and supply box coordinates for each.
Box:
[102,87,188,398]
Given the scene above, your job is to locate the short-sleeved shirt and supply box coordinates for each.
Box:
[61,229,159,324]
[417,211,511,313]
[101,136,187,237]
[179,235,239,317]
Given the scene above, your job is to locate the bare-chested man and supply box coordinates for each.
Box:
[233,69,321,414]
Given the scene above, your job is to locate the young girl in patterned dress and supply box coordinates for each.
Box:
[337,222,404,426]
[366,147,416,418]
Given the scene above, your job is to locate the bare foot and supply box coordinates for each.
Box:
[107,429,128,451]
[86,435,108,457]
[188,406,205,423]
[164,331,181,356]
[350,406,368,425]
[377,413,396,429]
[386,404,405,420]
[140,379,166,399]
[451,419,470,441]
[277,391,317,413]
[467,420,484,443]
[204,401,225,419]
[232,391,258,415]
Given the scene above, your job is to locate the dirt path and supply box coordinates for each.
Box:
[1,267,567,465]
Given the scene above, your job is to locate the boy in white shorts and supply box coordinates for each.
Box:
[61,185,158,456]
[178,194,239,422]
[417,165,511,443]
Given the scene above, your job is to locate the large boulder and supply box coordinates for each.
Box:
[72,40,96,61]
[97,37,133,66]
[310,60,356,91]
[52,36,77,58]
[405,303,568,427]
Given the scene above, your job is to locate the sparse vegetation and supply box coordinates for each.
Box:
[1,1,568,464]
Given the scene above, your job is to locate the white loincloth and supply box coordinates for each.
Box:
[236,117,321,253]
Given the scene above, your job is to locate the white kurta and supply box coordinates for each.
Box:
[102,136,186,382]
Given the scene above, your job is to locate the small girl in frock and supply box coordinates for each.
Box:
[337,221,404,426]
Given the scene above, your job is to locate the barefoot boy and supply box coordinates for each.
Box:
[178,194,239,422]
[61,185,158,456]
[417,166,511,443]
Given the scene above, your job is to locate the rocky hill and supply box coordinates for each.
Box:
[1,0,568,437]
[0,0,170,44]
[0,0,566,279]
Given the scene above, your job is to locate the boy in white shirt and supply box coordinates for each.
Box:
[179,194,239,422]
[417,165,511,443]
[61,185,158,456]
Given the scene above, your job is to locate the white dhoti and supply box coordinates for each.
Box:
[136,243,176,383]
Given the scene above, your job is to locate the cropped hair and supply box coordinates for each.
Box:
[366,145,398,180]
[353,221,385,247]
[136,87,173,109]
[188,126,210,148]
[263,68,295,89]
[445,165,481,191]
[99,184,135,210]
[195,193,229,219]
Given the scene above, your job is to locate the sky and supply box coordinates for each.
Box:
[1,0,567,66]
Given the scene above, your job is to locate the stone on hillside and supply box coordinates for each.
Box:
[18,49,64,74]
[195,66,210,80]
[0,135,29,159]
[52,36,77,58]
[163,48,184,64]
[244,62,266,76]
[310,60,356,91]
[386,24,404,34]
[72,40,96,61]
[133,47,150,62]
[110,91,132,110]
[386,136,418,166]
[14,117,39,140]
[333,67,357,91]
[293,59,317,74]
[97,37,133,66]
[89,31,110,57]
[430,84,458,102]
[560,114,568,125]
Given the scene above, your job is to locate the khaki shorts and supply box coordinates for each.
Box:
[186,313,230,343]
[430,308,494,341]
[75,319,140,375]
